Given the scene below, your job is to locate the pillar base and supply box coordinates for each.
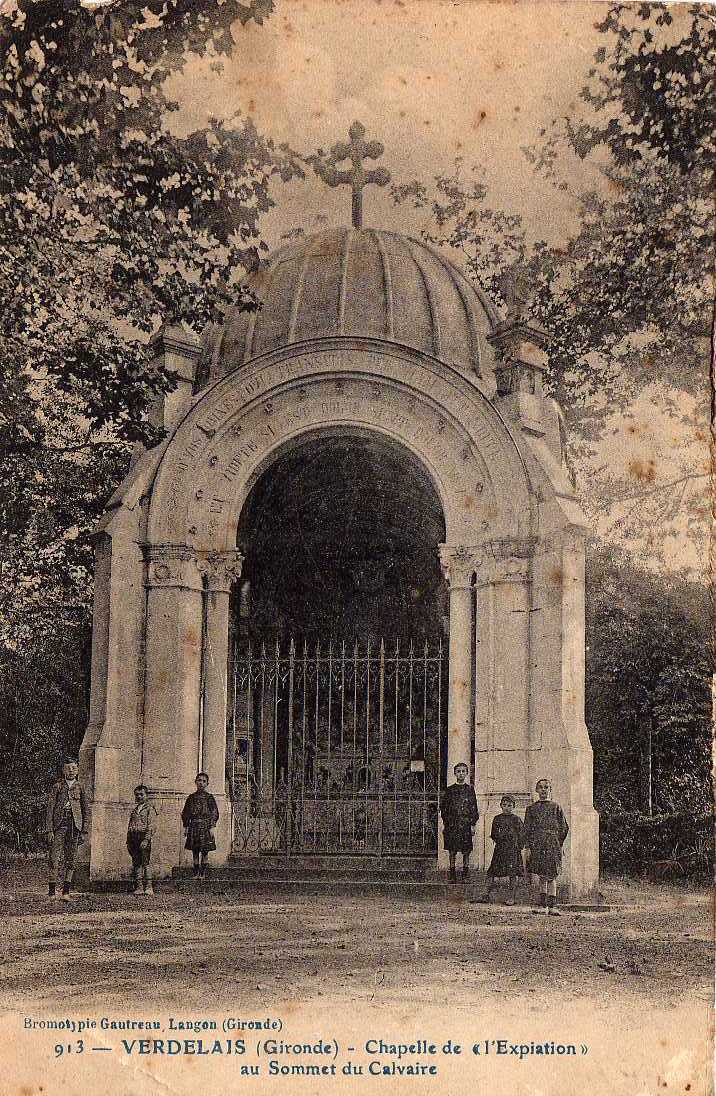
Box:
[561,801,600,900]
[78,742,141,878]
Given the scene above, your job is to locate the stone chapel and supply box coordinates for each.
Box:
[78,129,599,896]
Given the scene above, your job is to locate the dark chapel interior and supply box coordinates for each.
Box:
[233,433,448,645]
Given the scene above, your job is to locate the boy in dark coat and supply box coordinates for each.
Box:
[524,778,569,915]
[181,772,219,879]
[46,759,88,901]
[440,762,479,882]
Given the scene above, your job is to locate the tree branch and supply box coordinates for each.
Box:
[601,473,708,504]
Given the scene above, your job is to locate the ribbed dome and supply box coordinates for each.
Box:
[212,228,498,381]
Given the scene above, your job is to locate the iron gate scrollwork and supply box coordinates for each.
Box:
[228,639,444,856]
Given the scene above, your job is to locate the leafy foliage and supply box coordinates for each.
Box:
[578,2,715,172]
[600,811,713,877]
[0,618,91,845]
[586,547,712,817]
[0,0,302,648]
[1,0,299,442]
[0,0,301,813]
[522,3,713,410]
[391,4,712,563]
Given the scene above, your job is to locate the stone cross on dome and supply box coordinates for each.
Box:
[312,121,391,229]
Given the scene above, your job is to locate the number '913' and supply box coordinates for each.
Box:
[54,1040,84,1057]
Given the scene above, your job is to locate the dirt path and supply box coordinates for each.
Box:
[0,862,712,1095]
[0,863,711,1010]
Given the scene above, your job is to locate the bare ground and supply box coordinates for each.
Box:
[0,860,712,1096]
[0,860,712,1012]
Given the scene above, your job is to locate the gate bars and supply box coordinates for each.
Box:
[228,638,444,857]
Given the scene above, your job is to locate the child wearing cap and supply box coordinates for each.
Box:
[126,784,158,896]
[46,759,87,901]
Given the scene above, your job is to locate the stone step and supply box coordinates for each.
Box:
[177,858,432,881]
[80,872,602,906]
[226,854,433,873]
[173,876,496,900]
[176,868,428,882]
[171,876,600,906]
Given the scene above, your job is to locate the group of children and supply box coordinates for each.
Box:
[441,764,569,915]
[47,759,568,912]
[45,762,219,900]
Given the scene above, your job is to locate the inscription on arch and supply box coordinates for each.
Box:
[149,346,530,549]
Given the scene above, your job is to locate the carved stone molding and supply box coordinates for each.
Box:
[148,344,532,549]
[533,525,588,556]
[474,536,536,585]
[562,523,589,549]
[143,544,203,592]
[438,544,482,590]
[488,557,532,583]
[197,550,244,593]
[144,545,244,593]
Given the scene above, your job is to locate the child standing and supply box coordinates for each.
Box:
[523,778,569,916]
[126,784,158,896]
[181,772,219,878]
[477,794,525,905]
[440,762,479,883]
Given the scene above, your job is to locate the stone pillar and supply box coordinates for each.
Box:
[438,545,479,868]
[488,277,598,896]
[147,324,202,434]
[196,550,244,865]
[439,546,478,773]
[78,505,146,880]
[142,546,204,877]
[530,527,599,899]
[473,538,535,870]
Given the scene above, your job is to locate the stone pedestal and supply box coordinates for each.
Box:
[528,530,600,898]
[78,506,145,880]
[472,539,533,872]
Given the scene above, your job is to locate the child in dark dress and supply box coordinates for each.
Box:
[181,772,219,879]
[477,794,525,905]
[440,762,479,883]
[523,778,569,916]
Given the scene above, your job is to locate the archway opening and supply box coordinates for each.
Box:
[228,432,448,859]
[235,431,447,642]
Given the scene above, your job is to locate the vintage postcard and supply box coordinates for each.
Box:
[0,0,712,1094]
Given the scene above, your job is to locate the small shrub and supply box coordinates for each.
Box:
[600,810,714,878]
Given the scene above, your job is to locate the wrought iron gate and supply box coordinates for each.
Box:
[228,639,444,857]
